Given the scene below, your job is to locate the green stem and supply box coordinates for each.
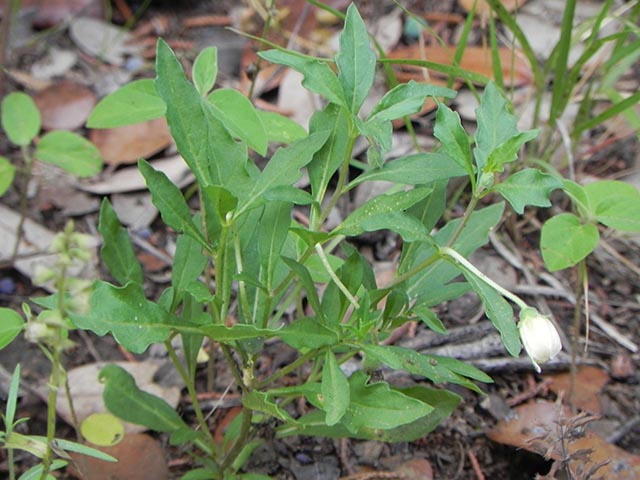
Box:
[439,246,528,311]
[219,405,253,475]
[445,194,480,248]
[314,243,359,309]
[164,341,215,448]
[39,349,62,480]
[257,349,318,389]
[11,146,34,261]
[318,128,357,226]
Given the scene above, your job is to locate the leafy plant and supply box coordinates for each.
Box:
[0,92,103,261]
[0,225,115,480]
[5,4,566,478]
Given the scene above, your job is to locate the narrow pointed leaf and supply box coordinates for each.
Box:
[207,88,268,155]
[236,131,329,215]
[322,350,350,425]
[336,187,432,237]
[348,153,467,189]
[139,159,209,251]
[368,81,456,122]
[434,102,473,176]
[100,364,188,432]
[98,198,144,285]
[192,47,218,96]
[336,4,376,114]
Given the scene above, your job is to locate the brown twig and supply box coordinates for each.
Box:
[467,449,485,480]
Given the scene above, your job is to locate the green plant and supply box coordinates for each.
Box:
[5,4,569,478]
[0,92,103,261]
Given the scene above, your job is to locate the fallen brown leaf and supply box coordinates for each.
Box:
[34,81,96,131]
[487,401,640,479]
[89,118,172,165]
[546,365,609,415]
[387,44,532,87]
[69,433,169,480]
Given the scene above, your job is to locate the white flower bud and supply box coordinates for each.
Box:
[519,308,562,372]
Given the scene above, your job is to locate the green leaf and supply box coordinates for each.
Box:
[87,79,166,128]
[35,131,102,177]
[258,50,346,107]
[484,129,539,173]
[98,198,144,285]
[403,203,504,302]
[257,202,292,289]
[321,350,350,425]
[434,102,473,177]
[368,81,456,122]
[359,211,431,242]
[100,364,188,432]
[282,257,322,316]
[264,185,315,205]
[279,384,459,442]
[242,391,294,423]
[411,306,447,334]
[50,438,117,462]
[336,187,432,237]
[138,159,210,251]
[172,234,208,298]
[1,92,41,146]
[459,268,521,356]
[68,281,176,353]
[207,88,268,155]
[541,213,600,271]
[473,82,518,172]
[280,317,339,350]
[494,169,563,214]
[0,308,24,349]
[362,344,491,391]
[583,180,640,232]
[561,179,590,216]
[348,153,467,189]
[257,110,307,144]
[155,39,248,189]
[336,4,376,114]
[307,104,351,202]
[341,372,432,433]
[199,324,279,342]
[192,47,218,96]
[5,364,21,428]
[0,156,16,196]
[18,460,67,480]
[235,131,329,216]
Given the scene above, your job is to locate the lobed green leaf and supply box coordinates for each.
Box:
[494,168,563,214]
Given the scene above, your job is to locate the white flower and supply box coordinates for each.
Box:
[519,308,562,372]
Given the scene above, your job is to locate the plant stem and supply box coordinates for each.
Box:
[314,243,359,309]
[440,246,529,311]
[11,146,34,262]
[219,405,253,475]
[39,349,62,480]
[164,341,215,447]
[257,348,318,389]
